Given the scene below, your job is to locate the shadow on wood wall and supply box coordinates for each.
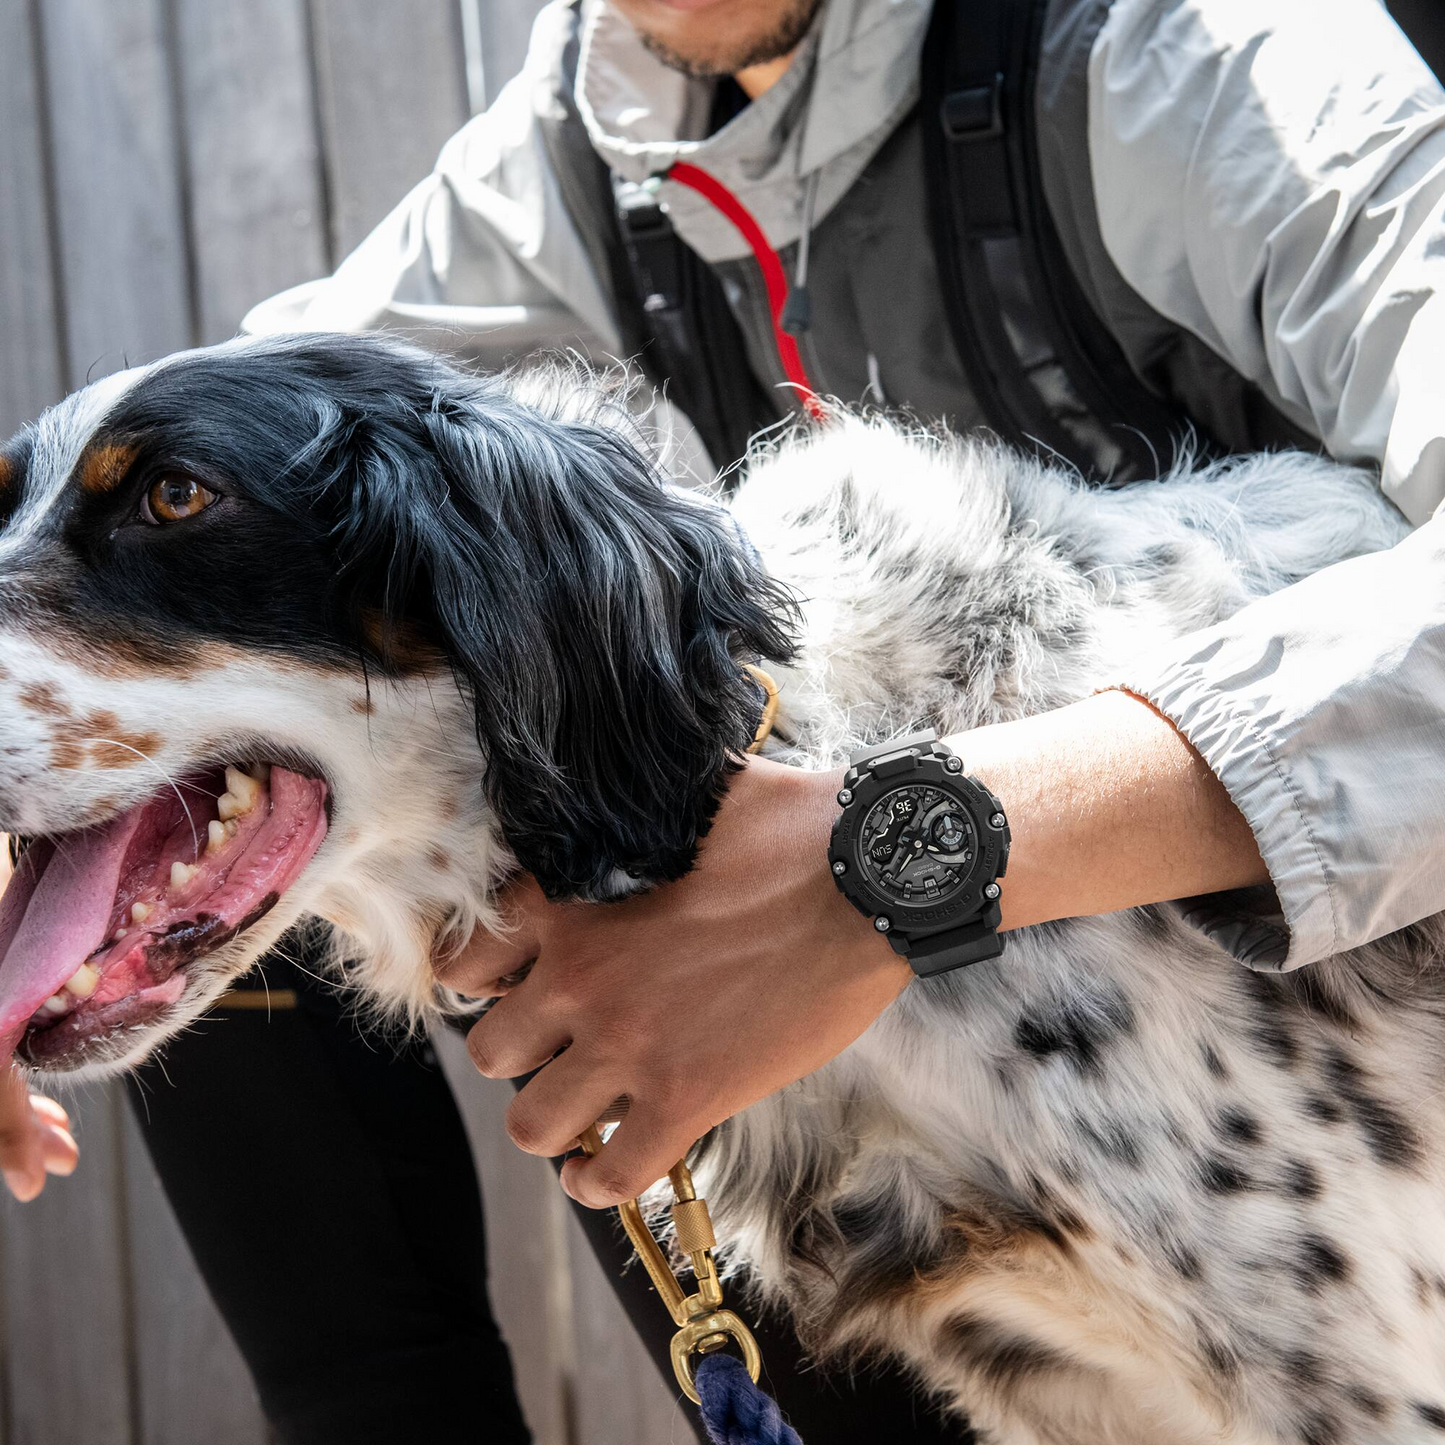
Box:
[0,2,689,1441]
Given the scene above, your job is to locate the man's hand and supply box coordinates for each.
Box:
[444,691,1266,1208]
[442,757,911,1208]
[0,1063,78,1201]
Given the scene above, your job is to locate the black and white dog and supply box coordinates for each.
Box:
[0,333,1438,1445]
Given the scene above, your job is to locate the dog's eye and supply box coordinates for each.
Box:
[141,475,218,525]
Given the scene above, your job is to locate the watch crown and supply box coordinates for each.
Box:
[831,860,848,876]
[837,788,854,806]
[874,915,892,934]
[990,812,1006,829]
[944,755,963,773]
[984,882,1001,900]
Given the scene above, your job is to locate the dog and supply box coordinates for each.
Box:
[0,332,1437,1444]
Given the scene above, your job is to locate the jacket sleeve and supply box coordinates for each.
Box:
[242,1,619,371]
[1087,0,1445,967]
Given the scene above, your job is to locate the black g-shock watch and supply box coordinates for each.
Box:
[828,730,1011,977]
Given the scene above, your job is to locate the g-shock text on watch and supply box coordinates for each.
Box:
[827,730,1010,977]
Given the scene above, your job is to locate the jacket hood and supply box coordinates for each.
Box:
[575,0,930,262]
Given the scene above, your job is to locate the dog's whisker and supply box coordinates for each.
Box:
[75,738,199,854]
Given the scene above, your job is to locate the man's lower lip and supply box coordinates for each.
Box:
[651,0,731,12]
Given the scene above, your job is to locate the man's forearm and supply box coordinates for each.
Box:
[952,690,1267,933]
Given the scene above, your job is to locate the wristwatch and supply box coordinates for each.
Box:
[827,730,1011,977]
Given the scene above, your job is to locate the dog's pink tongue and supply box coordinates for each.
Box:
[0,812,142,1056]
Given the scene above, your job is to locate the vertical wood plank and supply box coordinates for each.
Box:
[170,0,331,343]
[308,0,470,258]
[37,0,194,383]
[462,0,547,110]
[0,1087,136,1445]
[0,0,65,436]
[120,1107,270,1445]
[566,1217,694,1445]
[434,1029,695,1445]
[433,1028,575,1445]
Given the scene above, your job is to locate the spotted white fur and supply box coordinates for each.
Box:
[3,362,1442,1444]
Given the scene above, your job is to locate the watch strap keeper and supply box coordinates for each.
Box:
[889,899,1006,976]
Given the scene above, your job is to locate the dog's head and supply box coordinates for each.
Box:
[0,334,795,1077]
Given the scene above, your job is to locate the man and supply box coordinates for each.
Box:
[8,0,1445,1440]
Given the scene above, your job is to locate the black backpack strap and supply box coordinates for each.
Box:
[611,178,782,474]
[535,3,779,476]
[922,0,1207,482]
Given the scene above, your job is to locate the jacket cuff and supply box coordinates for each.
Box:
[1106,669,1338,972]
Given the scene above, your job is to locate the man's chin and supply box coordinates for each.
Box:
[627,0,823,81]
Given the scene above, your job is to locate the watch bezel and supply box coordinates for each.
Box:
[829,758,1006,933]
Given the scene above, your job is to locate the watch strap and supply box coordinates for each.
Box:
[888,901,1005,976]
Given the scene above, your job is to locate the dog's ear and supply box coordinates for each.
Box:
[326,376,798,899]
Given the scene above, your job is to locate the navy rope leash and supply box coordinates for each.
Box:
[695,1355,804,1445]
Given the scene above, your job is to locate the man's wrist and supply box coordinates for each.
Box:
[942,690,1266,933]
[785,762,915,984]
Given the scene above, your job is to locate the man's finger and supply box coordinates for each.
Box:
[559,1107,697,1208]
[504,1053,624,1158]
[465,995,569,1080]
[38,1121,78,1177]
[436,881,546,995]
[29,1094,70,1131]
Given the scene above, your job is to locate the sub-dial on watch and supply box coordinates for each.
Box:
[828,730,1011,977]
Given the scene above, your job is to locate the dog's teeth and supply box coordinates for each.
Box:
[219,766,262,820]
[131,902,152,923]
[207,819,228,854]
[170,861,198,889]
[65,963,99,1000]
[40,994,69,1016]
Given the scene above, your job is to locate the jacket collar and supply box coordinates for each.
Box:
[574,0,931,261]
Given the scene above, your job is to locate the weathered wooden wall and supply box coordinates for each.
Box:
[0,2,688,1440]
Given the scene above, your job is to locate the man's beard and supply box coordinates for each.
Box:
[639,0,824,79]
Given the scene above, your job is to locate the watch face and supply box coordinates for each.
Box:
[856,783,979,907]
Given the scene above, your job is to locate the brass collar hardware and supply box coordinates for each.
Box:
[573,666,779,1406]
[743,663,780,754]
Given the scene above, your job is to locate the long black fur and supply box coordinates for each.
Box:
[83,335,799,897]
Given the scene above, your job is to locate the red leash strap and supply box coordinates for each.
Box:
[666,162,827,420]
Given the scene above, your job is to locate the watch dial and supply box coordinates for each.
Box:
[856,784,978,906]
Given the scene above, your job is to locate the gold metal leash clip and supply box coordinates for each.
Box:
[578,1125,762,1405]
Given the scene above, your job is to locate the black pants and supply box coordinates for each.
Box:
[127,951,970,1444]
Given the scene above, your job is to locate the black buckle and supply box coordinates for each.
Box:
[940,75,1005,140]
[615,181,672,241]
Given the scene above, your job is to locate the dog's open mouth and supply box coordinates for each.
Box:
[0,763,328,1067]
